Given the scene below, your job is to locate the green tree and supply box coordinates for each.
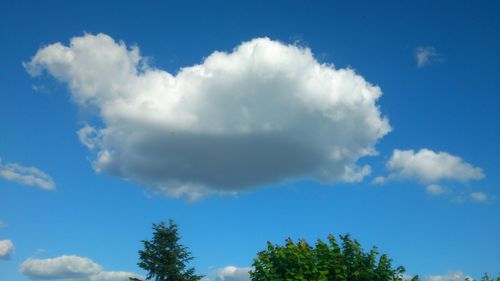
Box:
[131,220,203,281]
[249,234,410,281]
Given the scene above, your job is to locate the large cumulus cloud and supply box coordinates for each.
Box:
[26,33,390,199]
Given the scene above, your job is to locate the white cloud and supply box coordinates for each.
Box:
[0,219,6,228]
[215,266,251,281]
[415,46,442,68]
[202,266,251,281]
[25,33,391,200]
[376,149,486,199]
[20,255,102,279]
[372,176,387,184]
[453,191,492,204]
[469,192,488,202]
[0,239,14,260]
[20,255,141,280]
[426,184,446,195]
[383,149,484,184]
[77,125,101,150]
[0,158,55,190]
[422,271,471,281]
[72,271,143,281]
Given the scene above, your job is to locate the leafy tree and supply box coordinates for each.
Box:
[249,234,409,281]
[131,220,203,281]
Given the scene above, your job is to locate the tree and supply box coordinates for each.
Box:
[131,220,204,281]
[249,234,409,281]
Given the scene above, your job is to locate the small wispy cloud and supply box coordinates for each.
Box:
[426,184,446,196]
[415,46,443,68]
[0,157,55,190]
[421,271,471,281]
[453,191,493,204]
[0,240,14,260]
[469,191,489,202]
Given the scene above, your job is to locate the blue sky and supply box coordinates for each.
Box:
[1,1,499,280]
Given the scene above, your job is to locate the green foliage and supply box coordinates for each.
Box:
[130,222,498,281]
[249,234,406,281]
[132,220,203,281]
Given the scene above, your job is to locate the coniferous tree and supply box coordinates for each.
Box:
[131,220,203,281]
